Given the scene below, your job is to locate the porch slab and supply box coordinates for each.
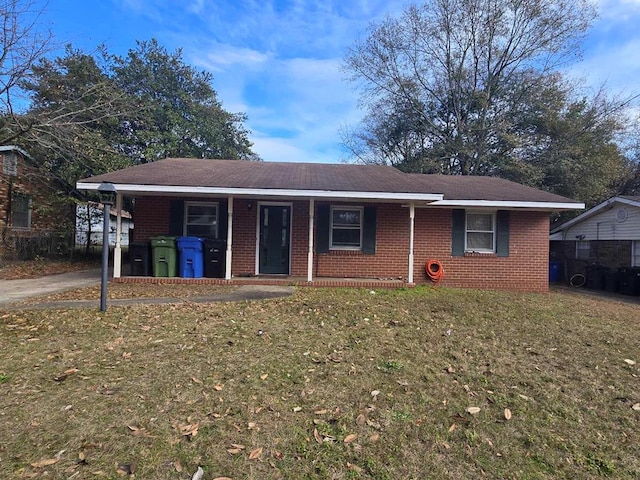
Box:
[113,275,408,289]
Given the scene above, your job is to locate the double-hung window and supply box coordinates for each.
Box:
[11,193,31,228]
[575,240,590,260]
[465,212,495,253]
[632,241,640,267]
[330,207,363,250]
[184,202,218,239]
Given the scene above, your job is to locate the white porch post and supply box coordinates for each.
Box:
[225,196,233,280]
[307,198,315,282]
[408,202,415,284]
[113,192,123,278]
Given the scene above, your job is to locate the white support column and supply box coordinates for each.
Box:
[113,192,123,278]
[307,198,315,282]
[225,196,233,280]
[408,202,415,284]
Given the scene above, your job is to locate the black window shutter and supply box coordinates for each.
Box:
[316,204,330,253]
[169,200,184,236]
[451,209,465,256]
[218,200,228,240]
[496,210,510,257]
[362,206,377,254]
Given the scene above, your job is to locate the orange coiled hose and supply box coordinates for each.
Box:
[426,260,443,285]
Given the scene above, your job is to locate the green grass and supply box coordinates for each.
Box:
[0,286,638,479]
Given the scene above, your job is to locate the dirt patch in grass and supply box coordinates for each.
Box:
[0,287,638,479]
[0,259,99,280]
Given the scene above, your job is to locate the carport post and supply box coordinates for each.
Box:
[225,196,233,280]
[408,203,415,284]
[307,198,314,282]
[113,192,123,278]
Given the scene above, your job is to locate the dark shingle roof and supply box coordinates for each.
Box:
[407,174,576,203]
[80,158,581,205]
[84,158,432,193]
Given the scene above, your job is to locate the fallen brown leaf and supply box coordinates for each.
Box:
[504,408,512,420]
[343,433,358,443]
[249,447,263,460]
[31,458,59,468]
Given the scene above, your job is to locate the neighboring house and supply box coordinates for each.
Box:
[75,202,133,249]
[0,145,74,259]
[550,196,640,280]
[77,158,583,292]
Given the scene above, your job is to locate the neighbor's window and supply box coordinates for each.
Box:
[576,240,590,260]
[11,193,31,228]
[632,241,640,267]
[330,207,363,250]
[465,212,495,252]
[184,202,218,238]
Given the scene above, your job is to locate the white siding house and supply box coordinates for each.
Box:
[75,202,133,248]
[551,196,640,267]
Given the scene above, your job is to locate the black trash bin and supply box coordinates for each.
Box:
[204,239,226,278]
[586,265,607,290]
[619,267,640,295]
[603,268,619,293]
[129,243,151,276]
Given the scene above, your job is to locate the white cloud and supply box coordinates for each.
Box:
[193,43,270,71]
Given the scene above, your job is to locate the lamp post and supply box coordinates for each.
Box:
[97,182,117,312]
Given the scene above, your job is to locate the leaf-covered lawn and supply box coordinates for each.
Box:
[0,286,638,479]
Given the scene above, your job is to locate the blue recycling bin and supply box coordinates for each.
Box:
[549,261,563,283]
[176,236,204,278]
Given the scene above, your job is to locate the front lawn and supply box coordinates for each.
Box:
[0,287,638,479]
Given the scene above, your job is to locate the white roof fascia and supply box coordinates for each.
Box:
[0,145,34,160]
[550,196,640,233]
[426,200,585,210]
[75,182,444,202]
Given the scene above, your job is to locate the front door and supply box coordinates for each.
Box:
[259,204,291,274]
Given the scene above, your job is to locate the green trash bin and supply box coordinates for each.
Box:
[150,236,177,277]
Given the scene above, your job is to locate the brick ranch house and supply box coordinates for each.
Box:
[1,145,75,259]
[77,158,583,292]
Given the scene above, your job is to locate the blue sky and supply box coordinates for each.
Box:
[39,0,640,163]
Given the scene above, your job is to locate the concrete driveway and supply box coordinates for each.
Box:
[0,269,294,309]
[0,269,102,306]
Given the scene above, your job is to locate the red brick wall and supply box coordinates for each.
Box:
[315,203,408,279]
[412,208,550,292]
[132,196,171,241]
[132,197,551,292]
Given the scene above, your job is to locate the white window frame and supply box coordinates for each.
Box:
[184,201,219,238]
[465,211,496,253]
[11,193,31,229]
[632,241,640,267]
[575,240,590,260]
[330,206,363,251]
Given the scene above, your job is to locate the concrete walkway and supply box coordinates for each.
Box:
[0,269,103,305]
[0,270,294,309]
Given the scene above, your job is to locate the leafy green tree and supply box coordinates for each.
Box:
[112,39,258,163]
[19,46,133,185]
